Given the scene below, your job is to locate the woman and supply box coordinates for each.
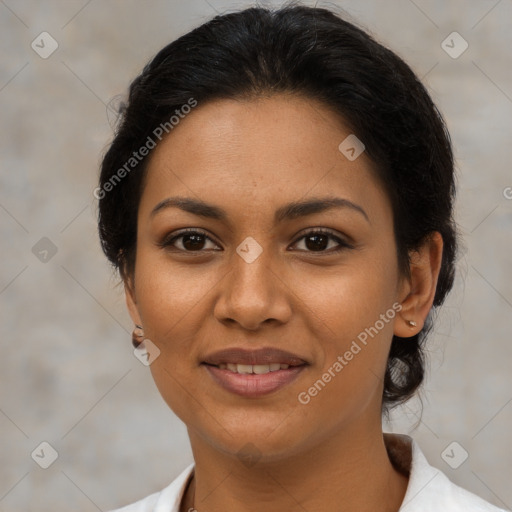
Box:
[97,3,506,511]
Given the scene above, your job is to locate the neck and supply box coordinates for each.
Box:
[181,422,409,512]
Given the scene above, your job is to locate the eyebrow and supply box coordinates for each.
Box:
[150,196,370,224]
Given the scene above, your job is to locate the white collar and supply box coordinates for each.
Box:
[124,433,505,512]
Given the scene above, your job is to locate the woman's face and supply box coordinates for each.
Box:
[126,94,411,460]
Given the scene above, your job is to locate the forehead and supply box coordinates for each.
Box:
[138,94,390,225]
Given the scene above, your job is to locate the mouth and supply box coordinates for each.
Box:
[202,347,308,367]
[201,347,309,397]
[202,362,302,374]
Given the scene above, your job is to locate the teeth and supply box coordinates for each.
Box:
[253,364,273,374]
[216,363,291,374]
[237,364,253,374]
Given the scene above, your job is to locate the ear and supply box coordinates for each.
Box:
[124,275,142,328]
[394,231,443,338]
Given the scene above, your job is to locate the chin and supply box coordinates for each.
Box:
[198,416,310,461]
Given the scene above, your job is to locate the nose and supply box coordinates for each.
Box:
[213,241,292,331]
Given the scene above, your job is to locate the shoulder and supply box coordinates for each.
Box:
[392,434,507,512]
[105,462,195,512]
[427,472,507,511]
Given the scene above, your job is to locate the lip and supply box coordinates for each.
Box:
[202,347,308,366]
[201,347,309,398]
[203,363,307,397]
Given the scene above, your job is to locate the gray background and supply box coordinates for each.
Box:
[1,0,511,510]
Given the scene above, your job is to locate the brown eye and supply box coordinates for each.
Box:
[291,229,352,253]
[158,229,221,252]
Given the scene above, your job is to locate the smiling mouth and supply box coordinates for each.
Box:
[202,361,307,397]
[203,362,303,374]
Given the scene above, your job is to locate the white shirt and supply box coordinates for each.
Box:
[107,434,507,512]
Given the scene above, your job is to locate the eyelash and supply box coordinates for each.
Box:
[158,228,353,254]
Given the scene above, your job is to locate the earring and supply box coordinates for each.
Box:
[407,320,417,327]
[132,324,145,348]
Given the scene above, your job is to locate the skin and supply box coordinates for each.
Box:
[124,93,443,512]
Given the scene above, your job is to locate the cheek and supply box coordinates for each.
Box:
[302,251,399,395]
[296,279,397,422]
[136,258,210,421]
[134,247,216,347]
[310,256,398,342]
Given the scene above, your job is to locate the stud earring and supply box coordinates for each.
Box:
[132,324,145,348]
[407,320,417,327]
